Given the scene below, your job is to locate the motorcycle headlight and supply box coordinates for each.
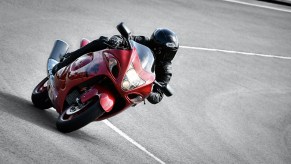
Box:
[122,64,145,91]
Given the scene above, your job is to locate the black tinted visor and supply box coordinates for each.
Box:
[163,49,177,61]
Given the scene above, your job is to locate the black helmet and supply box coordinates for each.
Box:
[150,28,179,62]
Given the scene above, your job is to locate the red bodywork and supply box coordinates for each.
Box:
[49,39,155,121]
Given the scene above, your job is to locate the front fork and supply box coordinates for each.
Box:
[47,75,57,106]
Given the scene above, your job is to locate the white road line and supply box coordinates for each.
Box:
[222,0,291,13]
[180,45,291,60]
[103,119,166,164]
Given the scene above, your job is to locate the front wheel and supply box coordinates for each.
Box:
[56,97,105,133]
[31,77,52,109]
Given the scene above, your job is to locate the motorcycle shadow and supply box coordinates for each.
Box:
[0,91,58,132]
[257,0,291,7]
[0,91,102,139]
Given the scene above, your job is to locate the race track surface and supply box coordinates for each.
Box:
[0,0,291,163]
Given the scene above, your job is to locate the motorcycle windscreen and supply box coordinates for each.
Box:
[130,41,155,73]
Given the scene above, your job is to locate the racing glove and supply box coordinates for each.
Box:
[107,35,129,49]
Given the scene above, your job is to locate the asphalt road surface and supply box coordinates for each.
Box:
[0,0,291,163]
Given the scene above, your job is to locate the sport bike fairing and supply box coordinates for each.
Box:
[48,40,155,114]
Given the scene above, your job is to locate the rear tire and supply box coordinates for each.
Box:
[56,97,105,133]
[31,77,52,109]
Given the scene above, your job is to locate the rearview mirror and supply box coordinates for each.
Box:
[117,22,131,39]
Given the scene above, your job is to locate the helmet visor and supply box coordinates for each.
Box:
[163,49,177,61]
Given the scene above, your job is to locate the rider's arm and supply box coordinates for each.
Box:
[108,35,151,48]
[155,61,172,85]
[147,61,172,104]
[131,36,150,47]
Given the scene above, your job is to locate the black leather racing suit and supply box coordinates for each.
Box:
[55,35,172,104]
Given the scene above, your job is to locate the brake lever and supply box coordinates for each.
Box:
[153,81,174,97]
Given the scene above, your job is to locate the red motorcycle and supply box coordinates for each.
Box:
[31,23,173,133]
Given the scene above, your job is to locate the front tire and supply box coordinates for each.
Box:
[31,77,52,109]
[56,97,105,133]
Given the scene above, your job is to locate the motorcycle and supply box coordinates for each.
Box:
[31,23,173,133]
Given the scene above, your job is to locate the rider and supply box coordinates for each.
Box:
[52,28,179,104]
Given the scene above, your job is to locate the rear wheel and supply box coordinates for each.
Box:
[56,97,105,133]
[31,77,52,109]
